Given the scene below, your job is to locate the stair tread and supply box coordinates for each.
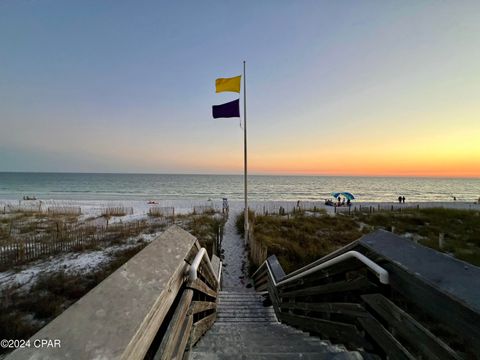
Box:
[191,352,362,360]
[191,292,354,358]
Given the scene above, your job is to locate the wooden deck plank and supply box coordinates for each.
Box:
[362,293,461,360]
[280,275,376,298]
[187,278,217,298]
[278,312,370,349]
[156,289,194,360]
[358,316,415,360]
[188,313,217,348]
[280,301,369,318]
[189,301,216,315]
[172,315,193,360]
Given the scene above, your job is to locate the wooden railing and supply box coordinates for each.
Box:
[253,229,480,359]
[147,245,221,360]
[6,225,221,360]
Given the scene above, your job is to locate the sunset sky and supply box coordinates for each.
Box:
[1,1,479,177]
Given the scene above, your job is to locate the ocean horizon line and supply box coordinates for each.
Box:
[0,171,479,180]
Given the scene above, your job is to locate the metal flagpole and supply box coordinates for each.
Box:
[243,60,248,245]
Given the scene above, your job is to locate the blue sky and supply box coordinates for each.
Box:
[1,1,479,176]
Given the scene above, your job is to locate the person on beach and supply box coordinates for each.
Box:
[402,196,406,203]
[398,196,402,204]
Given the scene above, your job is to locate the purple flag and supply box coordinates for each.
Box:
[212,99,240,118]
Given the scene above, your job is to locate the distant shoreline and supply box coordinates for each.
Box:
[0,199,478,219]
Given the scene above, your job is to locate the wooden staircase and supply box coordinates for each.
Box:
[249,230,478,359]
[189,291,365,359]
[11,227,478,359]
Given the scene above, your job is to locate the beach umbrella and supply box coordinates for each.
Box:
[332,192,355,200]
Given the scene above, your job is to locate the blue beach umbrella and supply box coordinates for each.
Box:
[332,192,355,200]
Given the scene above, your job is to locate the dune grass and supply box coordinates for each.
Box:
[47,206,81,216]
[0,244,147,351]
[246,208,480,273]
[353,208,480,265]
[176,212,225,257]
[248,211,364,273]
[101,206,133,217]
[148,206,174,218]
[0,209,152,270]
[0,212,78,243]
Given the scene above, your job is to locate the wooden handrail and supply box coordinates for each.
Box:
[158,250,221,359]
[188,247,218,283]
[256,250,389,286]
[251,230,476,359]
[278,251,389,286]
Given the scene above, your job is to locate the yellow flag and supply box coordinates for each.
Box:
[215,75,241,93]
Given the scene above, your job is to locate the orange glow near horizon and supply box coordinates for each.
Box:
[182,148,480,178]
[201,128,480,178]
[247,159,480,178]
[246,154,480,178]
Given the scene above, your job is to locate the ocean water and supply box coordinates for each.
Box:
[0,172,479,202]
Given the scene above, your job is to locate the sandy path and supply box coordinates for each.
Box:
[220,209,252,291]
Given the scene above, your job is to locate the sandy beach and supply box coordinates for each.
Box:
[1,198,478,220]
